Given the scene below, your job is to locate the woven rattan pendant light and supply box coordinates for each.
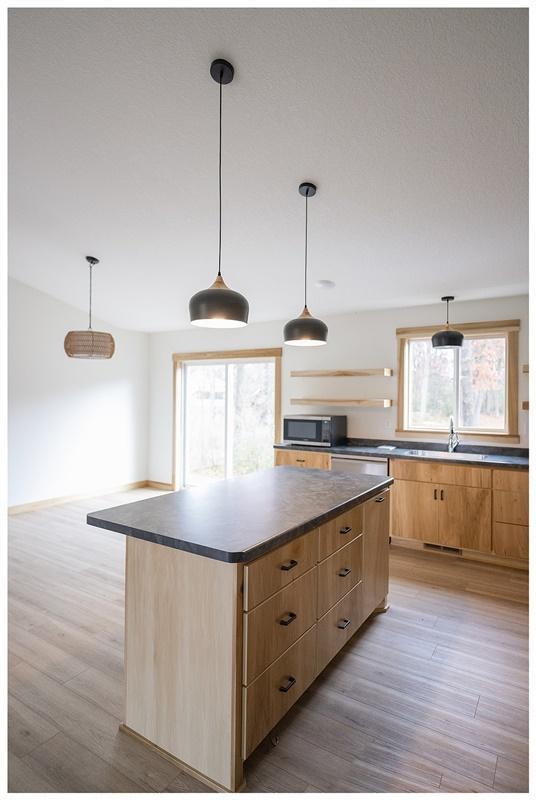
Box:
[64,256,115,359]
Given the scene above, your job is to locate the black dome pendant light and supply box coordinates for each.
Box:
[432,296,464,348]
[283,182,328,346]
[189,59,249,328]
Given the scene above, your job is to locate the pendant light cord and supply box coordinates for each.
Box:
[304,193,308,309]
[445,298,449,326]
[88,263,93,330]
[218,75,223,276]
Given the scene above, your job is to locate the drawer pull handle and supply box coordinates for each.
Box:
[340,526,352,535]
[337,618,351,630]
[296,458,306,463]
[434,489,438,500]
[375,496,385,503]
[338,567,351,577]
[279,611,297,626]
[440,489,444,501]
[279,676,297,693]
[281,559,298,572]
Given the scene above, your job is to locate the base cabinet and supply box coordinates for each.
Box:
[274,448,331,470]
[391,480,438,542]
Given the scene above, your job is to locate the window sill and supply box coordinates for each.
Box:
[395,429,521,444]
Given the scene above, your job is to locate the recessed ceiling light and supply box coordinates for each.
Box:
[315,279,336,289]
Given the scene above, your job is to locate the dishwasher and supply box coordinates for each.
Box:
[331,454,389,476]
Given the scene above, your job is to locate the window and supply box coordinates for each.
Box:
[173,350,281,488]
[397,321,519,439]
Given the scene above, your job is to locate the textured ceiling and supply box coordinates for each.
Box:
[9,8,528,331]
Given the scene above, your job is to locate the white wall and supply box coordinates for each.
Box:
[148,295,529,484]
[8,278,149,506]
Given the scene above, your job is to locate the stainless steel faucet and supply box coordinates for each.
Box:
[447,416,459,453]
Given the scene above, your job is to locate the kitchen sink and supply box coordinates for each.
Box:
[405,449,487,461]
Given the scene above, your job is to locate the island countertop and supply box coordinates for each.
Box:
[87,467,393,563]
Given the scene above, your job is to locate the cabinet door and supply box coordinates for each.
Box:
[438,486,491,552]
[391,480,438,542]
[274,449,331,470]
[362,491,390,619]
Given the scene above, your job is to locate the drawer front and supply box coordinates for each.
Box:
[493,469,529,492]
[244,529,318,611]
[274,449,331,470]
[493,490,529,526]
[317,535,363,617]
[242,626,317,759]
[493,522,529,559]
[318,504,363,561]
[391,459,491,489]
[316,582,364,674]
[243,567,317,685]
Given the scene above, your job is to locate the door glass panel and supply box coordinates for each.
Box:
[183,364,225,487]
[459,337,506,430]
[407,339,455,430]
[229,361,275,476]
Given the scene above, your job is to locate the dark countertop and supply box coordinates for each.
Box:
[87,467,393,563]
[274,439,529,469]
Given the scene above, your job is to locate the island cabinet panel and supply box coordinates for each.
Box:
[274,448,331,470]
[391,480,439,542]
[438,486,492,551]
[243,528,318,611]
[123,537,244,793]
[493,490,529,527]
[242,626,317,759]
[318,504,363,561]
[317,534,363,617]
[362,491,390,617]
[243,567,317,685]
[391,459,492,488]
[316,582,365,674]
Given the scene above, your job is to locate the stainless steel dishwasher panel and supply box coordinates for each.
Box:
[331,455,389,476]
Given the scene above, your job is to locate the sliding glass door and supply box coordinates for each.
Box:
[182,359,275,487]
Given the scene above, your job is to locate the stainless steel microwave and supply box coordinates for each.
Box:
[282,415,347,447]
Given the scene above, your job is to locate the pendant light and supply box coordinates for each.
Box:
[64,256,115,359]
[283,182,328,346]
[431,296,464,349]
[189,59,249,328]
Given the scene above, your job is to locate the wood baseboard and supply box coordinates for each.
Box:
[119,723,244,793]
[8,480,150,516]
[390,537,528,571]
[146,480,174,491]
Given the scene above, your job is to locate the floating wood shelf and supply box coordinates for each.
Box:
[291,398,393,408]
[522,364,529,374]
[290,368,393,377]
[522,401,529,411]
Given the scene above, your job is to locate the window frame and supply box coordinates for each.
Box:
[172,348,282,490]
[396,320,520,443]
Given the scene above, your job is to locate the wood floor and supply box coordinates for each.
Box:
[8,489,529,793]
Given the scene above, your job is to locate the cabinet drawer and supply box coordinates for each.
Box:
[244,529,318,611]
[391,459,491,488]
[493,469,529,492]
[318,504,363,561]
[243,568,317,685]
[317,535,363,617]
[242,626,317,759]
[316,582,364,674]
[493,490,528,526]
[274,449,331,470]
[493,522,529,559]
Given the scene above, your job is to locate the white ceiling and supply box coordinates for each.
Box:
[9,8,528,332]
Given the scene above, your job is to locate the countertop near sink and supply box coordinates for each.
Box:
[274,439,529,469]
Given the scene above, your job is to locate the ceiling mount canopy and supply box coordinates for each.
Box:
[431,295,464,349]
[283,182,328,346]
[189,58,249,328]
[64,256,115,359]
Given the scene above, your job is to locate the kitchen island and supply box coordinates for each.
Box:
[88,467,393,792]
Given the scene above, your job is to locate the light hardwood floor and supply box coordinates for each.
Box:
[8,489,528,793]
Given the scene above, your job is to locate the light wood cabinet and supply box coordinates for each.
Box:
[391,458,491,488]
[363,491,390,617]
[274,448,331,470]
[391,480,438,542]
[492,522,528,559]
[316,582,365,674]
[493,490,528,527]
[437,485,491,551]
[318,503,363,561]
[317,535,363,617]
